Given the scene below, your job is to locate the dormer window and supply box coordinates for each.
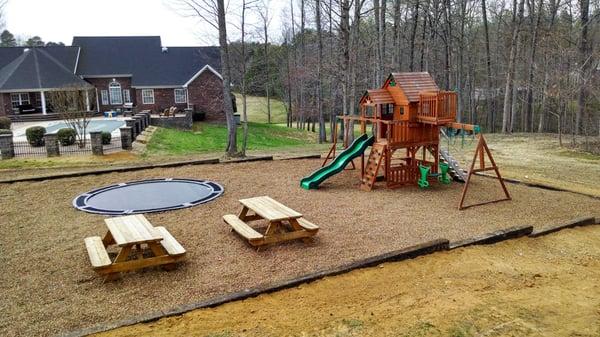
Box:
[108,81,123,105]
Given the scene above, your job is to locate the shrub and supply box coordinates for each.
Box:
[0,129,12,135]
[101,131,111,145]
[57,128,77,146]
[25,126,46,147]
[0,117,11,129]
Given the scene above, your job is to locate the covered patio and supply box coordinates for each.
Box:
[0,47,94,117]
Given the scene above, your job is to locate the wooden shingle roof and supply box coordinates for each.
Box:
[360,89,395,105]
[389,72,439,102]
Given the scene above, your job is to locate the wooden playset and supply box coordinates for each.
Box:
[301,72,510,209]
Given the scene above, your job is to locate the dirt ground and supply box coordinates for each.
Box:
[96,225,600,337]
[1,159,599,336]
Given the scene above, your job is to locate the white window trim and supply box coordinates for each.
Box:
[11,93,30,108]
[174,88,187,104]
[101,90,109,105]
[123,89,131,104]
[141,89,155,105]
[108,81,123,105]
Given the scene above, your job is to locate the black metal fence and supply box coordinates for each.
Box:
[13,141,47,158]
[11,137,124,158]
[103,137,123,153]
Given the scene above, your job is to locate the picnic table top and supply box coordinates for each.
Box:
[104,214,163,247]
[239,196,303,221]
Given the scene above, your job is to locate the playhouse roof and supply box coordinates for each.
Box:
[360,89,395,105]
[388,72,439,103]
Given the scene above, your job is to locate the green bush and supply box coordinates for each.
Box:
[0,129,12,135]
[101,131,111,145]
[57,128,76,146]
[0,117,11,129]
[25,126,46,147]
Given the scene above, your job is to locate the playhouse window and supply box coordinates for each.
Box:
[384,104,393,115]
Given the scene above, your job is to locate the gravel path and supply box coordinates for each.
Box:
[1,159,598,336]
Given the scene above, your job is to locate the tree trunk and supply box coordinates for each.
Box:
[409,0,420,71]
[217,0,237,155]
[316,0,326,142]
[481,0,495,132]
[339,0,351,141]
[524,0,543,133]
[575,0,590,135]
[241,0,249,156]
[392,0,401,69]
[502,0,525,133]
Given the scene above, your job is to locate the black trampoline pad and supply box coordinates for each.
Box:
[73,178,224,215]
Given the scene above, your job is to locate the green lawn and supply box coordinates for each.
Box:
[146,122,318,156]
[235,94,287,124]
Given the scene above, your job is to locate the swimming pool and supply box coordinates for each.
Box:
[13,119,125,139]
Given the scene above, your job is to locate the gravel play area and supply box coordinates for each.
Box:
[1,158,599,336]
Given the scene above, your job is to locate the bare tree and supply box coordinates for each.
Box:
[172,0,237,155]
[49,88,96,148]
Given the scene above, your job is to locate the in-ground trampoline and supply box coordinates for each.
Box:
[73,178,224,216]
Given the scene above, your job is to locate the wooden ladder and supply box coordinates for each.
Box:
[360,143,385,191]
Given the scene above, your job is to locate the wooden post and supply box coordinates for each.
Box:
[458,134,511,210]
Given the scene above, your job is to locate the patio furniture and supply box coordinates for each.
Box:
[223,196,319,250]
[84,214,186,281]
[103,111,118,118]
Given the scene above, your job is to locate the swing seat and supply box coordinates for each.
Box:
[438,163,452,185]
[417,165,431,189]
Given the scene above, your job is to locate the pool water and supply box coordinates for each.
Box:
[14,119,125,137]
[44,120,125,134]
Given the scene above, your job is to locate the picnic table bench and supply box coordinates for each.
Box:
[84,214,186,281]
[224,196,319,250]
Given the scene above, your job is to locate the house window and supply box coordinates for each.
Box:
[108,82,123,105]
[142,89,154,104]
[101,90,109,105]
[174,88,187,104]
[123,89,131,104]
[11,93,30,108]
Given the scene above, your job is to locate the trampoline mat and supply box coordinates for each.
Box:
[73,178,224,216]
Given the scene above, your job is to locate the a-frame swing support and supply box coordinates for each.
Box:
[458,134,511,210]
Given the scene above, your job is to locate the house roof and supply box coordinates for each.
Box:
[360,89,395,105]
[0,46,80,73]
[388,72,439,102]
[0,48,92,92]
[71,36,221,87]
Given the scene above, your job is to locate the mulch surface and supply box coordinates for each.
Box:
[1,159,598,336]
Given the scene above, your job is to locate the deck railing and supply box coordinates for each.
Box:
[418,91,457,123]
[337,116,438,147]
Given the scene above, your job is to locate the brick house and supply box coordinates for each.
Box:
[0,36,225,121]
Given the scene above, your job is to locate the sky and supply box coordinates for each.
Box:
[3,0,288,46]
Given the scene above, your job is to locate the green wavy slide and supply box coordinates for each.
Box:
[301,133,374,190]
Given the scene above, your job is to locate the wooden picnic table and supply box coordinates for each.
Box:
[84,214,186,281]
[224,196,319,249]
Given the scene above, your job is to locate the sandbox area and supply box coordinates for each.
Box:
[96,225,600,337]
[1,158,599,336]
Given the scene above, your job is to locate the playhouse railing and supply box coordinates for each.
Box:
[418,91,457,124]
[336,116,439,147]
